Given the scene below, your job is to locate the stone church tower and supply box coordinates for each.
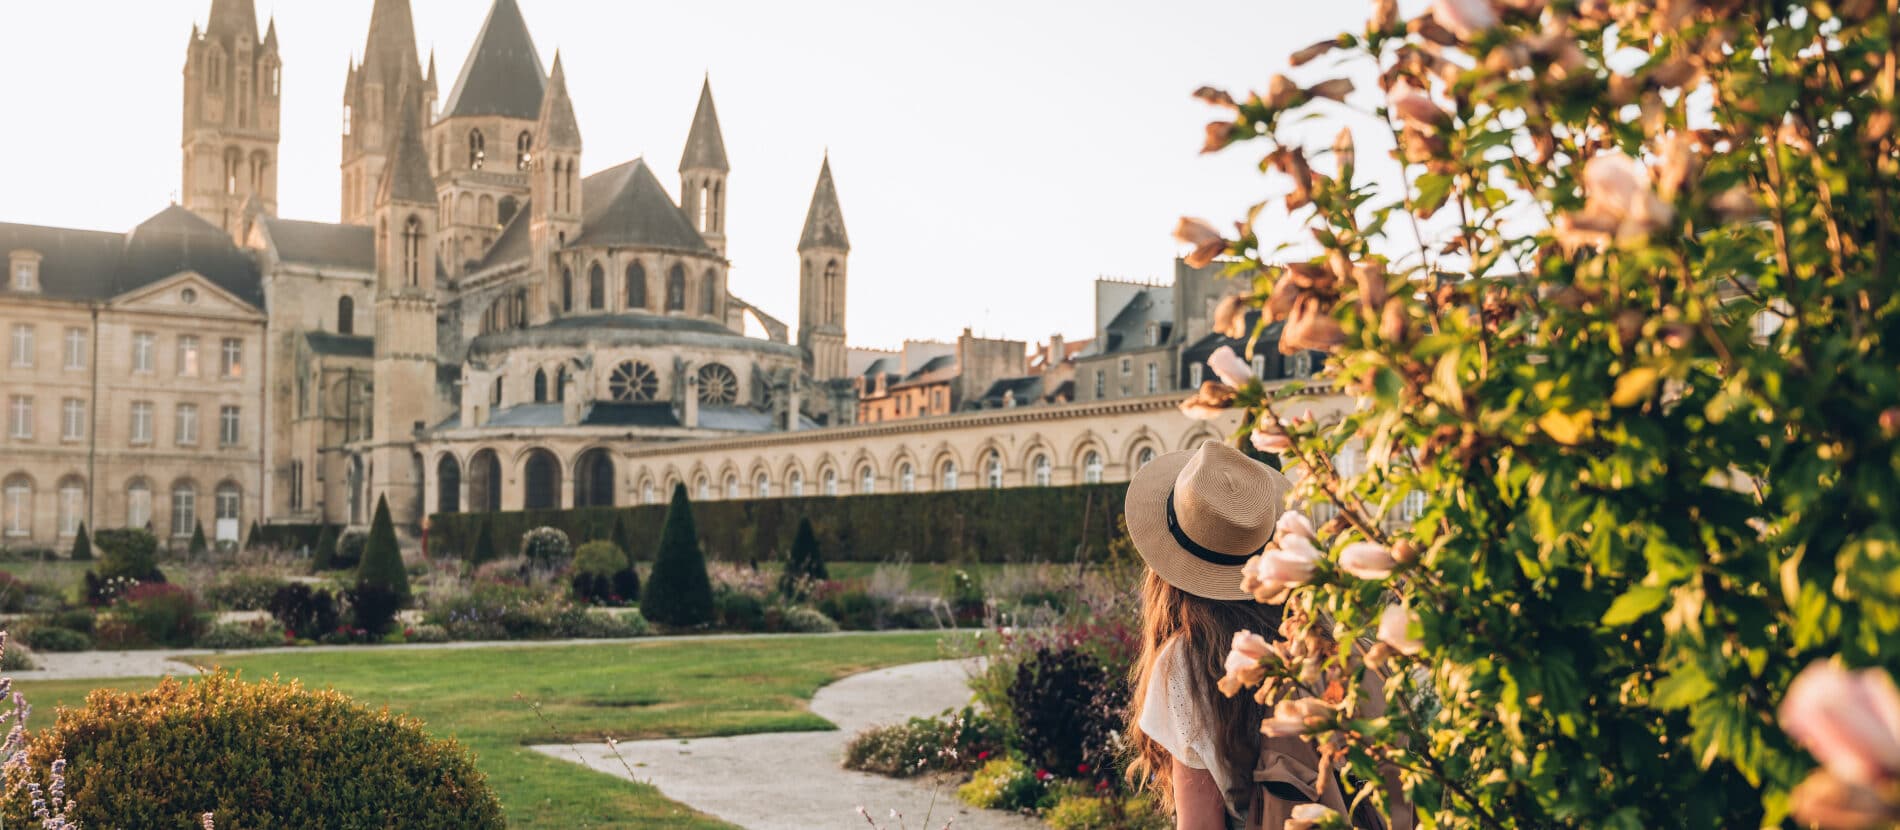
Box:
[340,0,430,225]
[528,53,582,323]
[369,95,440,526]
[679,77,730,257]
[181,0,281,241]
[798,155,850,380]
[430,0,545,277]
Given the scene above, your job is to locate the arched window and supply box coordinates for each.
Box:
[554,365,568,403]
[337,295,354,335]
[169,480,197,538]
[822,260,840,324]
[561,266,574,312]
[859,466,875,495]
[467,128,485,170]
[1083,451,1104,484]
[941,460,959,490]
[724,474,738,500]
[899,462,915,493]
[2,475,31,538]
[491,377,504,407]
[533,369,548,403]
[1033,454,1052,486]
[588,262,605,310]
[126,478,152,529]
[523,449,561,510]
[625,262,647,310]
[985,452,1003,488]
[755,473,770,499]
[666,265,686,311]
[695,476,709,500]
[402,216,423,286]
[698,183,711,231]
[574,449,614,507]
[58,477,84,537]
[822,469,837,496]
[515,131,532,170]
[215,481,241,541]
[1136,447,1157,469]
[701,268,718,314]
[711,181,722,230]
[789,471,804,498]
[436,454,462,514]
[640,479,655,505]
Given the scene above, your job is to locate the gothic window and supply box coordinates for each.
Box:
[588,263,605,310]
[554,366,568,402]
[467,128,485,170]
[1033,454,1052,486]
[666,265,686,311]
[858,466,875,495]
[724,475,738,500]
[822,469,837,496]
[1137,447,1157,469]
[940,460,958,490]
[698,183,711,231]
[491,378,503,407]
[755,473,770,498]
[516,131,532,170]
[561,267,574,312]
[224,147,241,195]
[899,462,915,492]
[402,216,423,286]
[566,161,576,213]
[625,262,647,310]
[985,452,1003,488]
[436,455,461,514]
[822,260,840,324]
[523,449,560,510]
[533,369,548,403]
[789,471,804,497]
[711,181,722,230]
[696,363,738,406]
[1083,451,1104,484]
[700,268,718,314]
[608,361,658,402]
[337,295,354,335]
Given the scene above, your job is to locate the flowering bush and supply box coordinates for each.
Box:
[1043,793,1168,830]
[201,571,289,612]
[103,583,209,648]
[197,619,285,650]
[519,526,572,568]
[843,706,1007,778]
[956,756,1050,813]
[1006,645,1128,792]
[265,583,339,642]
[1183,0,1900,826]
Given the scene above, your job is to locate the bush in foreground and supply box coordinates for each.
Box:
[6,673,503,827]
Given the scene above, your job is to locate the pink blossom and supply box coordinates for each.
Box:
[1378,602,1424,655]
[1780,662,1900,787]
[1276,511,1318,542]
[1790,769,1898,829]
[1338,541,1399,580]
[1207,345,1255,388]
[1432,0,1499,40]
[1174,217,1226,268]
[1259,698,1333,737]
[1251,428,1294,454]
[1386,81,1446,131]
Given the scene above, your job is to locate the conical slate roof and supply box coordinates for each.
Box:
[679,77,729,173]
[573,159,712,253]
[441,0,546,120]
[534,52,582,151]
[359,0,422,89]
[378,96,436,205]
[798,156,849,252]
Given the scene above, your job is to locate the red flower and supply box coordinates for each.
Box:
[1077,763,1090,774]
[1035,769,1053,782]
[977,751,991,761]
[1096,780,1111,792]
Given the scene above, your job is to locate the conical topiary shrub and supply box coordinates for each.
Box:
[470,517,497,564]
[188,523,209,559]
[244,520,263,552]
[70,522,92,561]
[313,523,338,570]
[356,495,411,604]
[641,484,714,627]
[780,517,828,597]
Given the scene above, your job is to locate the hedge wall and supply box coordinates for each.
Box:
[426,483,1130,564]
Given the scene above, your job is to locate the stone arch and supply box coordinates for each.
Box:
[812,454,841,497]
[661,465,685,500]
[886,448,919,493]
[780,457,809,497]
[716,460,742,500]
[522,448,562,510]
[468,448,502,512]
[688,462,712,501]
[1124,428,1166,472]
[634,469,659,505]
[1176,423,1222,452]
[929,445,963,492]
[1069,433,1110,485]
[572,447,615,508]
[848,450,879,495]
[435,452,462,514]
[1015,434,1056,472]
[478,194,496,226]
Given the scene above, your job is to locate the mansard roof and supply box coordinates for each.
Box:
[440,0,546,120]
[0,205,263,309]
[572,159,712,253]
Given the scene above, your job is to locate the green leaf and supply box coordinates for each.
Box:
[1414,173,1455,218]
[1601,584,1670,626]
[1652,663,1715,711]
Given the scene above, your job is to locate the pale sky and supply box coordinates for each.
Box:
[0,1,1369,351]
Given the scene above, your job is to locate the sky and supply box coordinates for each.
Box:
[0,0,1370,351]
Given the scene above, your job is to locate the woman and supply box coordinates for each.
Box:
[1124,440,1387,830]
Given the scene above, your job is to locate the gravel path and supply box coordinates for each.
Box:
[11,629,940,681]
[535,659,1040,830]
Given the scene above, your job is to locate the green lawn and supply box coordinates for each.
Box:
[13,631,964,828]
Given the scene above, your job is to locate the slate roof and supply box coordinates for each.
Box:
[679,78,730,173]
[699,405,775,432]
[539,311,732,337]
[973,375,1045,407]
[894,354,957,388]
[303,331,374,359]
[798,156,850,252]
[478,205,533,270]
[860,356,899,379]
[440,0,546,121]
[571,159,710,252]
[0,205,264,309]
[262,218,374,271]
[380,96,437,205]
[359,0,422,90]
[534,53,582,151]
[486,402,564,428]
[580,401,679,428]
[1099,288,1173,354]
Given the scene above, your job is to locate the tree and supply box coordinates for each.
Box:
[1186,2,1900,827]
[356,495,410,604]
[69,522,92,562]
[312,523,338,570]
[779,517,827,597]
[470,517,497,564]
[187,522,208,560]
[641,484,714,627]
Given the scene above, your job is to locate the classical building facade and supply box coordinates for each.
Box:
[0,0,1357,550]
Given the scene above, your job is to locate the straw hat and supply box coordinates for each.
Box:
[1126,439,1292,601]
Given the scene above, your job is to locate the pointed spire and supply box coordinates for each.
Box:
[360,0,422,89]
[442,0,547,120]
[205,0,259,42]
[680,75,730,173]
[534,52,582,151]
[263,16,278,50]
[425,49,438,89]
[378,94,436,206]
[799,154,849,252]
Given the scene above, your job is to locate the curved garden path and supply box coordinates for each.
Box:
[534,658,1042,830]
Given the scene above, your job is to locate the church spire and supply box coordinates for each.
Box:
[378,95,435,207]
[204,0,259,42]
[799,153,849,252]
[442,0,547,120]
[534,52,581,151]
[263,16,278,50]
[360,0,422,87]
[680,75,729,173]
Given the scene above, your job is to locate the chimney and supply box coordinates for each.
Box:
[1047,334,1065,374]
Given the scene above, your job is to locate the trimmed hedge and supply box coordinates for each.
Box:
[427,483,1130,564]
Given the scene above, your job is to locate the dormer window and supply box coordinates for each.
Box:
[1145,321,1160,346]
[8,251,40,293]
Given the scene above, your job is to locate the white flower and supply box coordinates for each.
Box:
[1276,511,1318,543]
[1338,541,1400,580]
[1378,602,1424,655]
[1207,345,1255,388]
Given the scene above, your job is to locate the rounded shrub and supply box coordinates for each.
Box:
[571,541,632,605]
[334,529,367,571]
[6,673,503,827]
[16,625,91,653]
[519,526,572,567]
[93,528,162,582]
[780,606,840,634]
[573,541,627,577]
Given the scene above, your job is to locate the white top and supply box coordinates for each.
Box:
[1138,637,1246,825]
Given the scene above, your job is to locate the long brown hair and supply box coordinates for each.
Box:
[1125,568,1284,812]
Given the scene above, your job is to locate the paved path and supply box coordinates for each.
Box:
[535,659,1041,830]
[11,629,941,681]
